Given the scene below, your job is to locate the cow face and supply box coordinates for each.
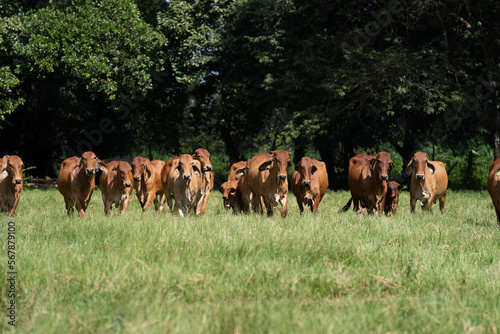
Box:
[132,157,153,183]
[219,180,238,209]
[385,181,401,215]
[406,152,435,180]
[193,148,213,172]
[177,154,202,183]
[79,152,108,176]
[114,162,133,188]
[295,157,316,188]
[259,150,291,182]
[1,155,24,185]
[370,152,394,181]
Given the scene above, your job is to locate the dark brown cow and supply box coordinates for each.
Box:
[132,157,166,211]
[57,151,108,218]
[193,148,214,215]
[218,180,240,213]
[100,161,134,215]
[487,159,500,225]
[0,155,24,216]
[291,156,329,214]
[248,150,291,217]
[342,152,394,214]
[384,181,401,216]
[167,154,203,217]
[406,152,448,213]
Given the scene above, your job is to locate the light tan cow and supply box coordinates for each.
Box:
[57,151,108,218]
[406,152,448,213]
[291,156,329,214]
[168,154,203,217]
[247,150,291,217]
[193,148,214,215]
[0,155,24,216]
[132,157,166,211]
[100,161,134,215]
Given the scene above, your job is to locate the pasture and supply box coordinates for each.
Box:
[1,188,500,333]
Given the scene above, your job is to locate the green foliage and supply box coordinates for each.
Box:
[2,188,500,332]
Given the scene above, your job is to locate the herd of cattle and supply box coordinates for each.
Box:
[1,150,500,224]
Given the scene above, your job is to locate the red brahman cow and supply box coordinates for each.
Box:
[384,181,401,216]
[161,156,180,211]
[100,161,134,215]
[406,152,448,213]
[132,157,166,211]
[168,154,203,217]
[342,152,394,214]
[0,155,24,216]
[487,159,500,225]
[219,161,249,213]
[219,180,240,213]
[248,150,291,217]
[291,156,329,214]
[193,148,214,215]
[57,151,108,218]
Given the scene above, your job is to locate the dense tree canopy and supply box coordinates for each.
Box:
[0,0,498,188]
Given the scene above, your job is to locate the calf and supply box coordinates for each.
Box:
[168,154,203,217]
[248,150,291,217]
[57,151,108,218]
[342,152,394,214]
[384,181,401,216]
[193,148,214,215]
[0,155,24,216]
[291,156,329,214]
[219,180,240,213]
[486,159,500,225]
[406,152,448,213]
[132,157,166,211]
[100,161,133,215]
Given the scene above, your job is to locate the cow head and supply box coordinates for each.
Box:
[258,150,291,182]
[386,181,401,200]
[230,161,249,181]
[295,156,316,188]
[114,161,133,188]
[369,152,394,181]
[1,155,24,185]
[406,152,434,181]
[132,157,153,183]
[177,154,202,183]
[193,148,213,172]
[76,152,108,177]
[219,180,239,209]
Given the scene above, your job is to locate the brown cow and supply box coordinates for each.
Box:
[406,152,448,213]
[100,161,134,215]
[291,156,329,214]
[487,159,500,225]
[384,181,401,216]
[193,148,214,215]
[0,155,24,216]
[161,156,180,211]
[132,157,166,211]
[218,180,240,213]
[248,150,291,217]
[342,152,394,214]
[57,151,108,218]
[168,154,203,217]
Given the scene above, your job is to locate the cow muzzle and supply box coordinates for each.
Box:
[125,182,132,188]
[279,175,287,180]
[15,179,22,185]
[303,181,311,187]
[416,174,425,180]
[133,176,140,181]
[381,175,388,181]
[183,174,191,181]
[222,196,228,200]
[86,168,95,175]
[204,165,213,172]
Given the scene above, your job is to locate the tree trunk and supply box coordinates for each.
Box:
[219,125,244,166]
[466,150,473,189]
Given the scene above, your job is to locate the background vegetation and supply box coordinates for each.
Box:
[1,0,499,189]
[1,188,499,333]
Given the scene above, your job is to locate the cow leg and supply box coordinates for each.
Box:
[495,204,500,225]
[252,195,261,214]
[104,200,111,215]
[280,195,288,218]
[166,192,173,211]
[297,196,305,215]
[154,197,160,211]
[9,192,21,216]
[262,197,273,216]
[74,199,86,218]
[64,197,74,216]
[158,193,166,212]
[175,201,186,217]
[121,196,130,214]
[410,196,417,214]
[439,193,446,214]
[143,193,155,211]
[312,196,321,213]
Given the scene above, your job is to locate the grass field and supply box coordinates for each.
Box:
[1,187,499,333]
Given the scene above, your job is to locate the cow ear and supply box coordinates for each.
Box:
[427,161,435,174]
[311,164,318,174]
[0,155,8,171]
[295,161,301,171]
[369,158,377,172]
[97,159,108,175]
[396,182,402,190]
[389,162,395,171]
[219,184,225,194]
[258,160,273,171]
[406,159,414,175]
[287,159,292,168]
[192,160,202,177]
[144,163,152,181]
[72,165,80,178]
[234,167,247,180]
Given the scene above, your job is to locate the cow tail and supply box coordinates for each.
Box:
[339,197,352,213]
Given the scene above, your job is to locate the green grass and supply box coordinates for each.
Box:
[1,188,499,333]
